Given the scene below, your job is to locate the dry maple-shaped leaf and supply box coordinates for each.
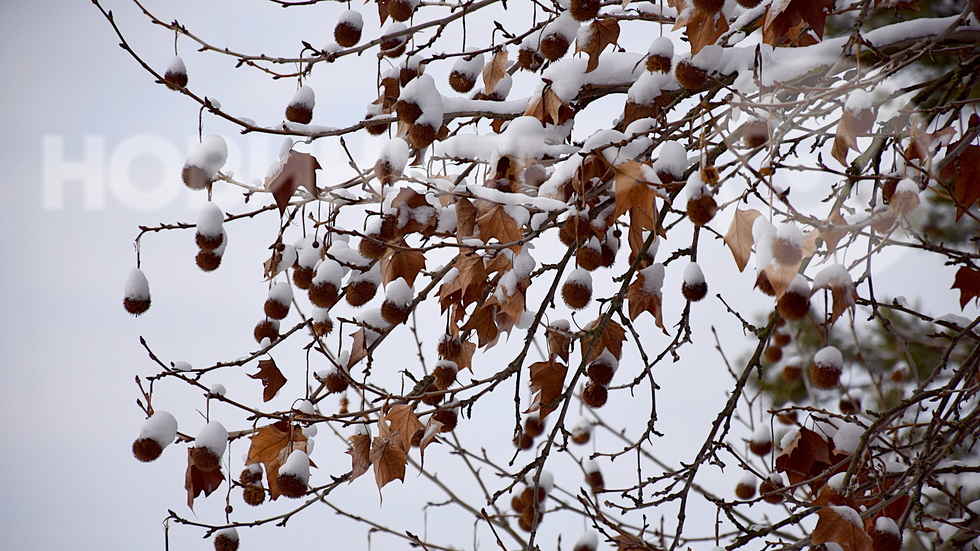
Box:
[763,261,803,299]
[245,421,309,500]
[545,322,572,363]
[348,327,371,369]
[347,432,372,483]
[816,210,849,259]
[763,0,834,47]
[576,17,620,73]
[185,448,225,509]
[248,358,287,402]
[370,416,408,495]
[455,196,478,240]
[417,417,444,465]
[438,251,488,311]
[939,144,980,221]
[384,403,422,455]
[461,302,500,348]
[524,82,573,126]
[380,245,426,287]
[482,49,508,97]
[723,208,761,273]
[775,426,837,489]
[832,91,875,167]
[612,160,659,230]
[389,187,438,237]
[476,203,522,247]
[951,266,980,310]
[375,0,390,25]
[581,317,627,363]
[269,150,321,216]
[454,339,476,372]
[527,359,568,420]
[625,274,668,334]
[812,506,873,551]
[684,8,729,55]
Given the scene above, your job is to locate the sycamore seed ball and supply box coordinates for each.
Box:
[132,411,178,463]
[569,0,600,21]
[735,476,756,500]
[285,85,315,124]
[164,55,188,88]
[123,267,151,316]
[388,0,418,22]
[213,528,240,551]
[692,0,725,13]
[810,346,844,390]
[562,268,593,310]
[582,382,608,408]
[334,10,363,47]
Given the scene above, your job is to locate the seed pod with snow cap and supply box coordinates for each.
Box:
[182,134,228,190]
[334,10,363,47]
[540,12,580,61]
[449,50,484,93]
[432,400,459,432]
[871,516,902,551]
[523,412,545,438]
[374,138,410,187]
[584,460,604,494]
[810,346,844,390]
[196,230,228,272]
[359,219,389,260]
[346,264,381,307]
[164,55,188,88]
[309,259,343,308]
[889,178,920,216]
[570,418,592,445]
[189,421,228,472]
[277,449,310,498]
[570,0,601,21]
[582,381,608,408]
[433,359,459,390]
[675,45,722,91]
[562,268,593,310]
[213,527,239,551]
[645,36,673,73]
[749,425,773,456]
[573,531,599,551]
[285,85,315,124]
[379,22,409,58]
[653,140,688,186]
[123,267,151,316]
[576,236,603,271]
[132,411,178,462]
[380,277,413,324]
[587,349,618,387]
[318,365,349,395]
[772,224,804,266]
[734,473,757,500]
[437,333,463,360]
[311,306,333,337]
[195,202,225,251]
[759,472,785,504]
[518,44,545,72]
[682,261,708,302]
[399,74,444,149]
[742,117,771,149]
[292,238,321,290]
[685,173,718,226]
[263,282,293,320]
[388,0,419,22]
[254,318,279,344]
[777,274,811,320]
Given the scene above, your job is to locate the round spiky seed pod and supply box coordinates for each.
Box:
[675,58,707,90]
[312,308,333,337]
[764,346,783,363]
[124,268,152,316]
[772,235,803,266]
[559,214,592,246]
[432,407,458,432]
[240,466,262,485]
[277,473,307,498]
[773,331,792,347]
[421,383,443,406]
[285,86,315,124]
[540,33,570,61]
[782,364,803,383]
[514,432,534,450]
[254,318,279,343]
[242,485,266,506]
[359,236,388,260]
[777,290,810,321]
[693,0,725,12]
[518,46,544,72]
[737,0,763,7]
[749,432,773,457]
[437,334,462,360]
[292,265,314,289]
[735,479,756,500]
[334,10,363,47]
[264,283,293,320]
[433,359,459,390]
[213,528,240,551]
[346,278,379,307]
[570,0,601,21]
[395,99,422,124]
[196,233,227,271]
[586,469,604,494]
[190,446,222,472]
[562,270,593,310]
[570,424,591,445]
[323,370,349,394]
[380,33,407,58]
[743,118,770,149]
[871,205,897,234]
[449,70,477,93]
[518,507,540,532]
[587,353,618,387]
[889,179,919,216]
[839,396,860,415]
[576,239,603,272]
[646,53,672,73]
[132,438,164,463]
[511,490,528,513]
[686,194,718,225]
[810,346,843,390]
[195,230,224,252]
[759,474,785,504]
[755,270,776,296]
[409,122,438,149]
[164,56,188,88]
[309,281,338,308]
[871,517,902,551]
[524,415,545,438]
[582,382,608,408]
[388,0,418,21]
[682,263,708,302]
[364,116,389,136]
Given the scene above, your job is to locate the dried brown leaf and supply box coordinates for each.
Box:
[385,403,422,455]
[245,421,309,500]
[482,49,508,97]
[248,358,287,402]
[527,359,568,420]
[269,150,321,216]
[576,18,620,73]
[723,208,761,272]
[185,448,225,509]
[581,318,627,362]
[626,275,668,333]
[613,161,658,229]
[381,246,426,287]
[951,266,980,310]
[812,506,872,551]
[476,203,522,246]
[686,9,729,55]
[347,432,372,483]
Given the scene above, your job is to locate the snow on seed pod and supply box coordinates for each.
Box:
[123,267,151,316]
[277,449,310,498]
[334,10,363,47]
[195,202,225,251]
[132,411,178,462]
[285,85,315,124]
[182,134,228,190]
[164,55,188,88]
[189,421,228,472]
[264,282,293,320]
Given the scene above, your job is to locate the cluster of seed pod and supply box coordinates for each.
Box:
[511,472,553,532]
[581,349,618,408]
